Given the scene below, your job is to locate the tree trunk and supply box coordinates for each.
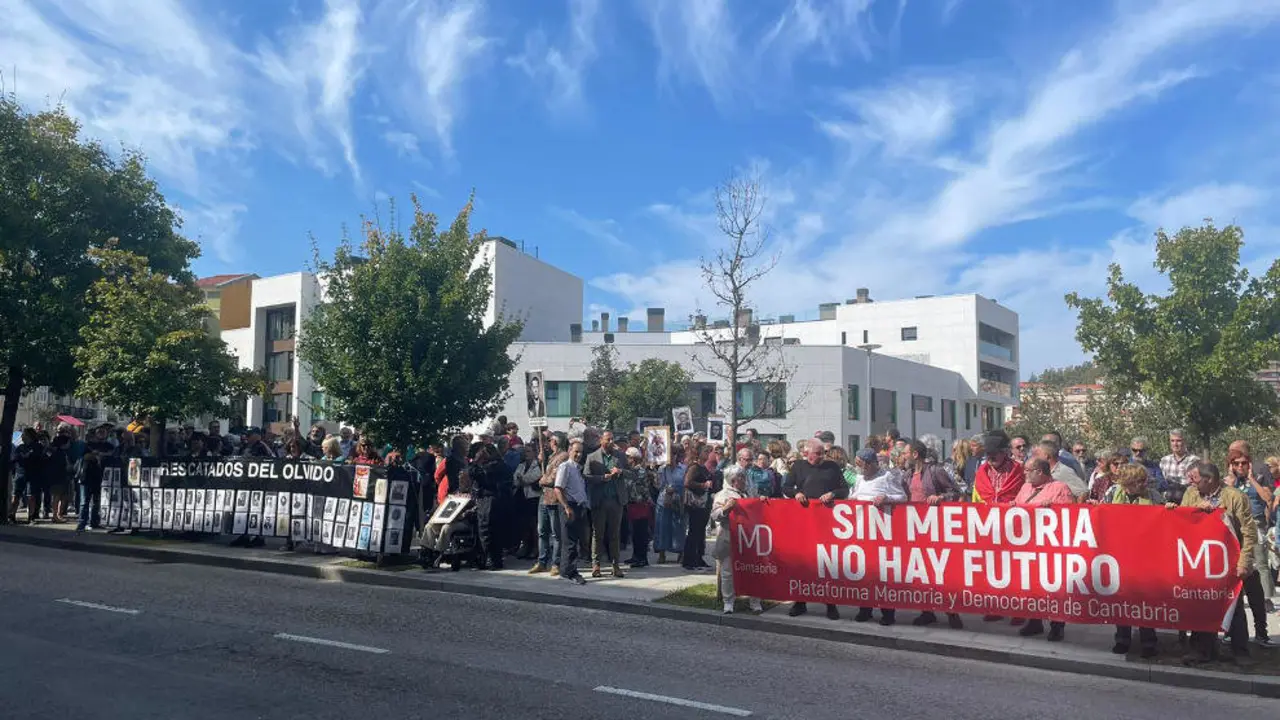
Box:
[150,416,166,457]
[0,367,25,524]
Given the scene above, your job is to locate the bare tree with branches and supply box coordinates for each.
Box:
[691,173,806,444]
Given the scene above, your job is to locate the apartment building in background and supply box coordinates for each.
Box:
[197,237,581,435]
[489,288,1021,450]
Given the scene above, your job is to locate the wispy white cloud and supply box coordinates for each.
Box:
[0,0,249,197]
[595,0,1280,373]
[383,130,421,158]
[403,0,491,157]
[254,0,366,184]
[549,206,625,249]
[760,0,877,65]
[181,202,250,265]
[508,0,601,114]
[1128,183,1270,230]
[643,0,885,106]
[820,72,972,158]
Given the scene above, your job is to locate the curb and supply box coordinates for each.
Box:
[5,529,1279,698]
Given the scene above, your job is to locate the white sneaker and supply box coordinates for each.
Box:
[748,599,763,614]
[722,601,735,615]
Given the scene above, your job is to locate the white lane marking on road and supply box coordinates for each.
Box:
[594,686,752,717]
[54,598,141,615]
[273,633,390,654]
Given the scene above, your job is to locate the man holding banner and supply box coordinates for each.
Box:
[1176,461,1255,665]
[780,441,849,620]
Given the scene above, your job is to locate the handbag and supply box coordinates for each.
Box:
[683,489,707,509]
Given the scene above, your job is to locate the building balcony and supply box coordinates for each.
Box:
[979,340,1014,363]
[979,379,1013,398]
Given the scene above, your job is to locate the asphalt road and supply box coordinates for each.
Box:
[0,545,1272,720]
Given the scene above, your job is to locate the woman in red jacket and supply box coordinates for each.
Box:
[973,431,1025,504]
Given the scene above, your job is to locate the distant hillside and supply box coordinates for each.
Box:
[1028,361,1104,387]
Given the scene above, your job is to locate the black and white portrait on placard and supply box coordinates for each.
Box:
[428,495,469,526]
[525,370,547,425]
[389,480,408,505]
[672,406,694,436]
[706,415,725,446]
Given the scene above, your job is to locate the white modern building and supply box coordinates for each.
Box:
[491,288,1020,449]
[200,237,582,435]
[202,233,1018,449]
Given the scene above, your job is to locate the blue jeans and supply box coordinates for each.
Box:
[654,504,686,553]
[538,503,561,567]
[77,484,102,530]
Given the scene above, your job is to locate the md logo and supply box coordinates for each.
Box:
[737,524,773,557]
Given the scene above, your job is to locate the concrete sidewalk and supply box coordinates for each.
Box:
[3,521,1279,697]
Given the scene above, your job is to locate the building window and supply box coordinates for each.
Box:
[841,331,847,345]
[736,383,786,419]
[545,381,588,417]
[964,402,971,431]
[266,393,293,423]
[266,351,294,382]
[941,399,956,429]
[266,308,295,342]
[901,326,918,341]
[890,390,898,424]
[310,391,327,422]
[847,384,860,420]
[862,330,869,344]
[848,435,861,451]
[912,394,933,412]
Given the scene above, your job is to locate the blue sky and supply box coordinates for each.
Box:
[4,0,1279,374]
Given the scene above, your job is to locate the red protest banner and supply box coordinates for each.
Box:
[729,500,1242,631]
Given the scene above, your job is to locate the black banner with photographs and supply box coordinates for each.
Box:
[99,457,415,555]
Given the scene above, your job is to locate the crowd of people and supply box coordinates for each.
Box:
[10,412,1279,667]
[413,418,1278,667]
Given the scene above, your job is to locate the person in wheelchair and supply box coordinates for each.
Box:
[416,470,481,569]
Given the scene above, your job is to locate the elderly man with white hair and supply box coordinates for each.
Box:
[712,465,764,614]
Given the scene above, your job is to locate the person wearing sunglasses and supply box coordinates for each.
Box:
[1127,437,1166,493]
[1010,436,1030,463]
[1229,447,1276,621]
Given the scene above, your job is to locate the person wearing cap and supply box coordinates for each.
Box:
[850,448,909,626]
[972,430,1025,504]
[782,439,850,621]
[240,427,275,458]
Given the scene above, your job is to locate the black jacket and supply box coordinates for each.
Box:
[783,460,850,500]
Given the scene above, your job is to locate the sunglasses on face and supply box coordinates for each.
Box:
[1130,448,1145,454]
[1230,459,1250,466]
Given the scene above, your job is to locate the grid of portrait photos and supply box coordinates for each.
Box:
[100,460,412,556]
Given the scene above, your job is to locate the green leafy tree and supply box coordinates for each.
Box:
[1005,383,1083,446]
[1066,222,1280,453]
[610,358,693,431]
[1028,361,1104,387]
[0,97,197,510]
[298,196,522,450]
[581,344,625,430]
[75,248,252,455]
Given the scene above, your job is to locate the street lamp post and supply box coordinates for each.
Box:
[857,343,881,447]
